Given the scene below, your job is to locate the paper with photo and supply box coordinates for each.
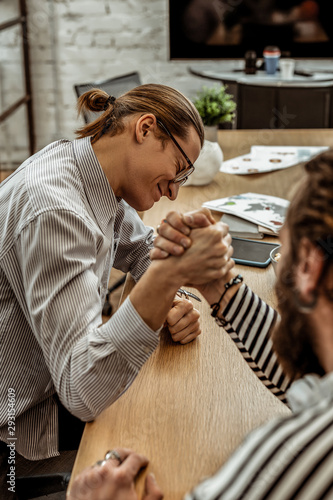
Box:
[220,145,329,175]
[203,192,289,234]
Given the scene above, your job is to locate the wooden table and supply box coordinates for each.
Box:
[69,130,333,498]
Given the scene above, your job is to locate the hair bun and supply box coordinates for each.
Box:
[77,89,111,114]
[103,95,116,111]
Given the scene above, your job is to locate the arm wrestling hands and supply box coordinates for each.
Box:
[151,209,237,331]
[130,213,233,332]
[152,208,234,278]
[67,448,163,500]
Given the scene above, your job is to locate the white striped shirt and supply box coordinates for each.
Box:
[185,285,333,500]
[0,137,159,460]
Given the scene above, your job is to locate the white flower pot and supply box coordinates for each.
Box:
[184,140,223,186]
[204,125,218,142]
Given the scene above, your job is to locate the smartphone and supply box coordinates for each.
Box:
[232,237,280,268]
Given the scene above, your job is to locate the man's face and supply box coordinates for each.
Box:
[120,123,201,212]
[272,228,324,379]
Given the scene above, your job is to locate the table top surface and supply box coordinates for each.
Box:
[69,130,333,499]
[189,65,333,87]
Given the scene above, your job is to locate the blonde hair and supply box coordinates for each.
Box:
[75,84,204,146]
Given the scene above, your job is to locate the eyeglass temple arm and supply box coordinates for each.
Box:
[156,119,193,167]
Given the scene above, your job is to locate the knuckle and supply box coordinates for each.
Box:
[215,221,225,232]
[183,300,194,312]
[153,235,162,246]
[114,468,130,485]
[193,309,200,320]
[166,210,178,219]
[219,241,228,252]
[191,327,201,338]
[168,324,176,334]
[153,487,164,500]
[166,314,176,328]
[188,308,199,320]
[171,332,182,342]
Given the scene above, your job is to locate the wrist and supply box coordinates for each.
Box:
[209,274,243,323]
[200,271,238,305]
[148,259,183,290]
[130,259,182,331]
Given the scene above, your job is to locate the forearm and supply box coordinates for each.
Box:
[201,277,291,403]
[130,259,182,330]
[198,271,242,313]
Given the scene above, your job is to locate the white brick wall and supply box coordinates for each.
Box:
[1,0,217,165]
[1,0,331,167]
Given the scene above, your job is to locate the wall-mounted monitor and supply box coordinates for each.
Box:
[169,0,333,60]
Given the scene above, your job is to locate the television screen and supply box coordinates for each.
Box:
[169,0,333,60]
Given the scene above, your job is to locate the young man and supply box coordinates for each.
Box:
[0,83,233,499]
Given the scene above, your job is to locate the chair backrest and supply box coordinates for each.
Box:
[74,71,142,123]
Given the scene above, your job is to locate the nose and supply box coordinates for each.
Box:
[167,181,180,200]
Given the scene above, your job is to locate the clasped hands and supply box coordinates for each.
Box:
[151,208,234,344]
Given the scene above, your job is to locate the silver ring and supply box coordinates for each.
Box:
[105,449,122,463]
[94,460,105,467]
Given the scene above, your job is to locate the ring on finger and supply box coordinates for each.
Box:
[105,449,122,464]
[157,219,168,235]
[93,460,106,467]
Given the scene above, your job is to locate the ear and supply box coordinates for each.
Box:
[135,114,157,144]
[295,238,325,301]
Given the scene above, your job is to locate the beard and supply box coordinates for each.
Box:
[272,251,325,381]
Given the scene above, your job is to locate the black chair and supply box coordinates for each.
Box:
[74,71,142,123]
[16,472,71,499]
[74,72,142,316]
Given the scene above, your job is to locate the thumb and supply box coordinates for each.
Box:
[150,247,169,260]
[142,473,164,500]
[183,209,215,228]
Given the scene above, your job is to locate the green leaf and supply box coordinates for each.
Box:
[193,84,237,126]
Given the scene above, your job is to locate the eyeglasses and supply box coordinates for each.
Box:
[156,119,195,186]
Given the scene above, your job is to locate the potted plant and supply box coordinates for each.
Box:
[193,84,236,141]
[184,84,236,187]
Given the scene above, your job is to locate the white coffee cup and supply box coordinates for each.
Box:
[280,59,295,80]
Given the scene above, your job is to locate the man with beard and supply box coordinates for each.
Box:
[67,150,332,499]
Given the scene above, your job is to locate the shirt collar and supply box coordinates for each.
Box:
[287,371,333,412]
[72,136,119,234]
